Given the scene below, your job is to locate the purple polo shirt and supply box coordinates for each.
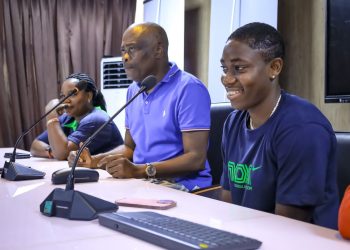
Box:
[125,63,212,190]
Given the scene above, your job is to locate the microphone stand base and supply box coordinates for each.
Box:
[1,161,45,181]
[40,188,118,220]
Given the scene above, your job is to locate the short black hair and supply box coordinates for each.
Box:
[227,22,285,62]
[65,73,107,111]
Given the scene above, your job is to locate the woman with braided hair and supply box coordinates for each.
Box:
[30,73,123,160]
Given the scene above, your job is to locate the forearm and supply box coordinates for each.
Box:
[135,151,206,179]
[105,144,134,159]
[138,130,209,179]
[275,203,313,222]
[94,144,134,169]
[30,139,51,158]
[47,122,70,160]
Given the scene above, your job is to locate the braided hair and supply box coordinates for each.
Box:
[65,73,107,111]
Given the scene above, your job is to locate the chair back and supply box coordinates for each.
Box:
[207,103,234,185]
[335,132,350,201]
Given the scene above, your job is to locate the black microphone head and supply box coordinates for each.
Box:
[140,75,157,91]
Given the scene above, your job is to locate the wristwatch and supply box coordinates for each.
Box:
[45,146,53,159]
[145,163,156,178]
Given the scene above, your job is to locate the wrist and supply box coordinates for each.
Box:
[90,155,100,169]
[132,164,147,178]
[93,154,107,169]
[46,112,59,121]
[140,164,148,178]
[47,117,59,126]
[45,146,54,159]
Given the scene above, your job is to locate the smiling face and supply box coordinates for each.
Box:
[220,39,276,111]
[60,78,93,119]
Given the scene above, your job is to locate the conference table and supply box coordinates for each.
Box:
[0,148,349,250]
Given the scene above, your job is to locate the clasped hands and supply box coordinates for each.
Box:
[67,148,143,179]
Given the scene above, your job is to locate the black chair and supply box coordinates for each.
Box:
[192,103,233,198]
[335,132,350,202]
[207,103,234,185]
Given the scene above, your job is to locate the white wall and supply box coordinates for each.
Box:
[207,0,236,103]
[208,0,278,103]
[142,0,278,103]
[144,0,184,69]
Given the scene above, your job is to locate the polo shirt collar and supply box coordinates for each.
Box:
[137,62,180,90]
[161,62,180,83]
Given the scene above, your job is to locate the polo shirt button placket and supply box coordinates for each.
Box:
[144,99,151,114]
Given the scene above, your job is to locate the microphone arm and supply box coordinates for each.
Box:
[39,75,157,220]
[66,76,156,191]
[9,87,79,162]
[2,84,85,181]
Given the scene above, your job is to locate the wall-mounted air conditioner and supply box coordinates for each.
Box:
[100,57,132,138]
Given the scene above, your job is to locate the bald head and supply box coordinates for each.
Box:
[125,22,169,54]
[121,22,170,83]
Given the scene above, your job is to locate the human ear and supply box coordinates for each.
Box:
[154,42,164,58]
[269,58,283,80]
[87,92,93,103]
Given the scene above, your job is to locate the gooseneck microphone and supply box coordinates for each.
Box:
[66,75,157,191]
[1,86,81,181]
[40,75,157,220]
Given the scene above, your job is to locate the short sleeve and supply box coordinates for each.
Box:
[67,110,123,155]
[177,83,211,131]
[67,122,95,146]
[275,123,335,206]
[36,130,49,144]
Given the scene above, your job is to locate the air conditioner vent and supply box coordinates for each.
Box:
[102,60,133,89]
[100,56,130,139]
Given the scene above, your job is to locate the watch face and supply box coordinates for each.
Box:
[146,163,156,177]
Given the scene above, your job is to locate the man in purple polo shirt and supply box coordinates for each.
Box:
[69,22,212,192]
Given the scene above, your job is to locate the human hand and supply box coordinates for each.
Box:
[55,103,68,116]
[45,98,64,120]
[100,154,142,179]
[68,147,98,169]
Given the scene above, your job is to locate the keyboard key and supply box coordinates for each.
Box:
[99,211,262,250]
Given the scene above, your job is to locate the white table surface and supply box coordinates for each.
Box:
[0,148,349,250]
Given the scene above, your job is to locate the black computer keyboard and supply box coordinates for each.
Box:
[98,211,262,250]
